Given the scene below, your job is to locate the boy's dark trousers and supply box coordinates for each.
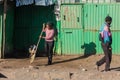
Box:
[45,41,54,64]
[96,42,112,71]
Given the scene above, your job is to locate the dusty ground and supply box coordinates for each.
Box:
[0,54,120,80]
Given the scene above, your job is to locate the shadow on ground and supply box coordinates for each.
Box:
[0,73,7,78]
[110,67,120,71]
[52,55,89,65]
[50,42,96,65]
[81,42,96,57]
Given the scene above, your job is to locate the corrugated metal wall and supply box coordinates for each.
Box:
[61,4,82,28]
[54,21,62,54]
[84,4,107,30]
[112,31,120,54]
[5,7,14,55]
[14,5,56,55]
[81,0,116,3]
[60,3,120,55]
[61,4,84,55]
[84,3,120,54]
[83,4,109,54]
[2,1,120,56]
[0,5,3,58]
[107,4,120,30]
[61,0,117,3]
[84,4,120,30]
[61,29,84,54]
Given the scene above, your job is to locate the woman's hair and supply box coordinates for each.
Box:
[46,22,54,29]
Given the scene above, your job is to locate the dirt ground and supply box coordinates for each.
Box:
[0,54,120,80]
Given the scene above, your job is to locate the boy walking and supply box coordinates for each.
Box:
[96,16,112,72]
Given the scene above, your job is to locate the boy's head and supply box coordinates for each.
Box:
[46,22,54,30]
[105,16,112,25]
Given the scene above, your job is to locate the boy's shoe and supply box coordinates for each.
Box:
[101,69,110,72]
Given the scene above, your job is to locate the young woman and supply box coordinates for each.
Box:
[40,22,55,65]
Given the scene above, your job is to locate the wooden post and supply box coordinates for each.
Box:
[2,0,7,58]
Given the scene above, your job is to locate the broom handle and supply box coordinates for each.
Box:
[36,23,45,49]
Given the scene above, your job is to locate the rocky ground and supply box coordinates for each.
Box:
[0,54,120,80]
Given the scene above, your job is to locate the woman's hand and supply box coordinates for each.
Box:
[39,36,45,39]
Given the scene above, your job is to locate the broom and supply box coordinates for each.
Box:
[29,23,45,64]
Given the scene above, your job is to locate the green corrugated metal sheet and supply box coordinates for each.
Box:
[61,29,84,54]
[83,31,120,54]
[84,31,120,55]
[0,5,3,58]
[61,0,117,3]
[5,7,14,54]
[14,6,56,54]
[84,3,120,30]
[83,3,120,54]
[61,4,84,55]
[83,0,116,3]
[60,3,120,55]
[111,31,120,54]
[107,4,120,30]
[83,31,102,54]
[54,21,61,54]
[84,4,108,30]
[61,4,83,28]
